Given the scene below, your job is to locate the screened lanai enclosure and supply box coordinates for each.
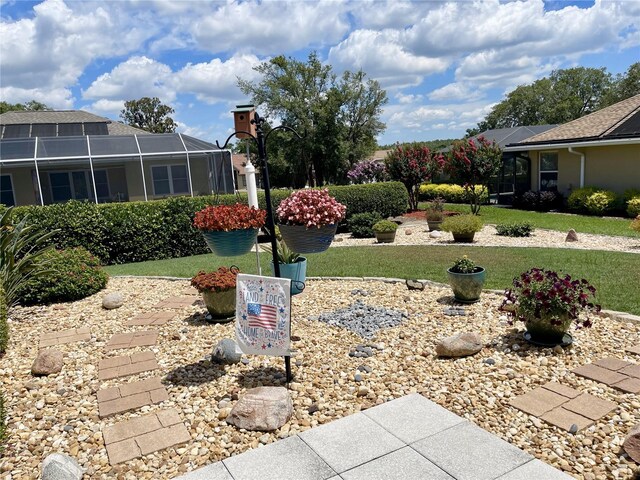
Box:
[0,133,235,206]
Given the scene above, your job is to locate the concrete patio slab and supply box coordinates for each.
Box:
[340,446,453,480]
[363,393,464,444]
[411,422,534,480]
[223,436,336,480]
[174,394,570,480]
[298,410,404,473]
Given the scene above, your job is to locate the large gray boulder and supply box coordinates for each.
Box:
[227,386,293,431]
[41,453,83,480]
[31,349,63,376]
[624,424,640,463]
[436,332,484,357]
[102,292,124,310]
[212,338,242,365]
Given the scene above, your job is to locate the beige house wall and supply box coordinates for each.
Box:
[2,167,37,205]
[528,143,640,196]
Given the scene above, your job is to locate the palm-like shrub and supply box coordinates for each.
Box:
[0,208,57,307]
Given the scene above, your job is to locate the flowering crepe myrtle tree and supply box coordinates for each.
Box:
[347,160,388,184]
[385,144,445,211]
[445,136,502,215]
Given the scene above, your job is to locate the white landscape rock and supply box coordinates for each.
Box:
[41,453,84,480]
[102,292,124,309]
[436,332,484,357]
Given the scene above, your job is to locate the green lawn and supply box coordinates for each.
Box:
[418,203,637,238]
[105,245,640,315]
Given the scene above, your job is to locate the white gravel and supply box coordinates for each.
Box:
[332,221,640,254]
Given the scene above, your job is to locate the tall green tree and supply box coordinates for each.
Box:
[0,100,51,114]
[601,62,640,107]
[120,97,177,133]
[467,66,619,135]
[238,52,387,187]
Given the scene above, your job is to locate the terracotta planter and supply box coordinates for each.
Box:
[201,228,258,257]
[201,289,236,322]
[447,267,486,303]
[374,231,396,243]
[278,224,337,254]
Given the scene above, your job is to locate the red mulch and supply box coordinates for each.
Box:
[401,210,460,220]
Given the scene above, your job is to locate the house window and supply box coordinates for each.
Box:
[49,170,110,203]
[152,165,189,196]
[1,174,15,206]
[539,152,558,191]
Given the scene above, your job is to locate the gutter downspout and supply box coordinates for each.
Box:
[568,147,585,188]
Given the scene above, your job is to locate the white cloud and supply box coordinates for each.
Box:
[0,85,74,109]
[174,54,263,104]
[328,29,449,88]
[428,83,483,102]
[82,56,175,103]
[395,92,423,104]
[191,1,350,55]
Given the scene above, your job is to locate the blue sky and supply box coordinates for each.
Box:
[1,0,638,145]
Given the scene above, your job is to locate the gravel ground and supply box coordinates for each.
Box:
[333,221,640,254]
[1,277,639,479]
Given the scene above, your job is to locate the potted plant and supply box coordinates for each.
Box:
[441,214,483,242]
[262,237,307,295]
[191,266,239,323]
[372,220,398,243]
[193,203,266,257]
[447,255,486,303]
[276,189,346,253]
[500,268,600,346]
[425,197,445,231]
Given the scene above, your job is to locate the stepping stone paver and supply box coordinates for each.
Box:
[626,345,640,355]
[98,351,159,380]
[104,330,159,351]
[573,358,640,393]
[175,393,570,480]
[510,382,617,432]
[39,327,91,348]
[125,311,176,326]
[97,376,168,418]
[182,287,199,296]
[104,408,190,465]
[151,296,198,309]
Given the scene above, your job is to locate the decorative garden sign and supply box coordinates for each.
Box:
[235,274,291,356]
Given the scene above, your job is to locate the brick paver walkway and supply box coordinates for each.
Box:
[98,351,159,381]
[104,408,190,464]
[104,330,159,351]
[151,296,198,309]
[627,345,640,355]
[509,382,616,432]
[125,311,176,327]
[39,327,91,348]
[97,377,168,418]
[573,358,640,393]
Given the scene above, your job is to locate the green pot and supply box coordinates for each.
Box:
[452,232,475,243]
[374,231,396,243]
[447,267,486,303]
[427,220,443,231]
[201,288,236,322]
[524,313,572,344]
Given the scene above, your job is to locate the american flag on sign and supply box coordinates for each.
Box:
[247,303,277,330]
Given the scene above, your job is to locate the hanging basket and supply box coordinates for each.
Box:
[278,224,337,254]
[201,228,258,257]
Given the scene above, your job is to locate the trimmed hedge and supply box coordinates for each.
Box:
[513,190,563,212]
[7,182,408,265]
[348,212,383,238]
[15,248,108,305]
[419,183,489,204]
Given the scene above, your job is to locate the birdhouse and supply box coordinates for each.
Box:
[233,104,256,139]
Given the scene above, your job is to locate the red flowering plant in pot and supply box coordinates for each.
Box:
[276,189,346,253]
[193,203,266,257]
[500,267,601,346]
[191,266,239,322]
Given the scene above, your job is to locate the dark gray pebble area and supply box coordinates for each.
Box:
[312,300,407,338]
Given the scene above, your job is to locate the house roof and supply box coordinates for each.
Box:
[232,153,248,175]
[514,94,640,146]
[470,125,557,149]
[0,109,150,136]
